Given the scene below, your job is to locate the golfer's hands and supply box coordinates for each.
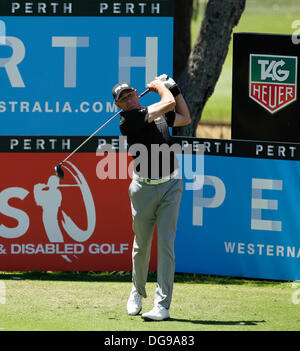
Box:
[147,78,169,94]
[157,74,175,89]
[146,77,176,123]
[157,74,181,97]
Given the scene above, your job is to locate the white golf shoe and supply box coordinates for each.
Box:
[127,289,142,316]
[141,305,170,321]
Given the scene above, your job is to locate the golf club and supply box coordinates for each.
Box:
[54,88,150,180]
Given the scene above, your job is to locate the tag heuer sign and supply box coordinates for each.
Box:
[249,54,298,114]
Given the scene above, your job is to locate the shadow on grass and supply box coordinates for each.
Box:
[168,318,266,326]
[143,318,266,326]
[0,271,284,286]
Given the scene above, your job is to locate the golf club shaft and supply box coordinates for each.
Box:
[59,88,150,165]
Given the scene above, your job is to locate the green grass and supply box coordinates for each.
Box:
[191,0,300,124]
[0,271,300,331]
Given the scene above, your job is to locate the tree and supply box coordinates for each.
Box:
[173,0,194,82]
[173,0,246,136]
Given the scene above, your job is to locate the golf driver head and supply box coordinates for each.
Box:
[54,164,64,180]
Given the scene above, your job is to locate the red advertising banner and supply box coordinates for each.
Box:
[0,152,158,271]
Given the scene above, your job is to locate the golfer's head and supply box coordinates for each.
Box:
[112,82,139,110]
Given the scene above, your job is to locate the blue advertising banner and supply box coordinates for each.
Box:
[174,137,300,281]
[0,0,173,135]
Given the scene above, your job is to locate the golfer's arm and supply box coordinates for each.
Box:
[147,88,176,123]
[173,94,191,127]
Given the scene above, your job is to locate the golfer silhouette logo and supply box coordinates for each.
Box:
[34,176,63,242]
[33,162,96,261]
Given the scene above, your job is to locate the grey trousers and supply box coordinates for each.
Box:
[128,177,183,309]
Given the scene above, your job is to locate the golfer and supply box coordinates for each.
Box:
[112,75,191,321]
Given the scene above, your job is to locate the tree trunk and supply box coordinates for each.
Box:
[174,0,246,136]
[173,0,194,81]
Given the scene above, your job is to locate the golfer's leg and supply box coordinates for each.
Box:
[155,179,183,309]
[131,223,155,298]
[129,180,157,298]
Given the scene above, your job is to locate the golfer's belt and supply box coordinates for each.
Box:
[133,169,179,185]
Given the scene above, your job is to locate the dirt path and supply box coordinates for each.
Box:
[196,123,231,139]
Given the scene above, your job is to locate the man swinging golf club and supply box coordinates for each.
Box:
[113,75,191,321]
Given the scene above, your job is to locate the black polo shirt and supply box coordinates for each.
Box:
[119,108,178,179]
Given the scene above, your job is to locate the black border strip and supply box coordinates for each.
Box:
[0,0,174,17]
[1,135,300,161]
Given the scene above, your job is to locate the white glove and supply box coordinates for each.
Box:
[157,74,181,97]
[157,74,176,89]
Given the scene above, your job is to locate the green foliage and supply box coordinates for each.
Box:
[191,0,300,124]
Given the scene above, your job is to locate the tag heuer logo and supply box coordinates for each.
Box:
[249,54,297,113]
